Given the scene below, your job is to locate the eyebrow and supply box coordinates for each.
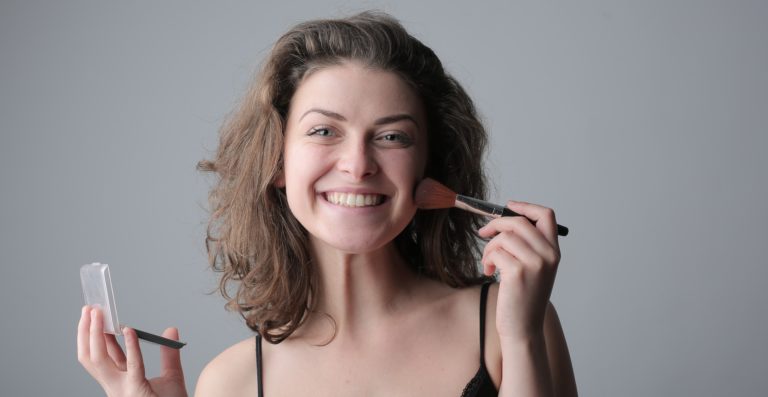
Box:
[299,108,420,128]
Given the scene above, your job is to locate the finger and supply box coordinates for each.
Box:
[483,230,544,271]
[89,308,117,373]
[484,248,525,281]
[105,333,127,371]
[159,327,184,379]
[480,216,553,259]
[77,305,91,366]
[481,256,497,276]
[123,327,147,382]
[480,241,497,276]
[506,201,559,247]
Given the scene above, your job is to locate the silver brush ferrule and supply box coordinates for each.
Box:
[455,195,505,217]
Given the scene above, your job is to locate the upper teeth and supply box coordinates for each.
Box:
[326,192,383,207]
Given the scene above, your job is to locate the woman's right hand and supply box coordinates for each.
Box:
[77,306,188,397]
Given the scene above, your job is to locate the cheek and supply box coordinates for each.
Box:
[384,152,424,210]
[282,144,329,198]
[390,150,426,183]
[281,145,305,205]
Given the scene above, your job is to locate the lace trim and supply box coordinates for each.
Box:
[460,366,488,397]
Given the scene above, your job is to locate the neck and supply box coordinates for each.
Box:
[303,236,421,341]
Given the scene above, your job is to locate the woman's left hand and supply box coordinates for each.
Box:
[478,200,561,342]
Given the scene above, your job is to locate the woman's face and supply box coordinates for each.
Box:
[280,61,428,254]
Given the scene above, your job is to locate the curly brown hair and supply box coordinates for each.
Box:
[198,10,491,344]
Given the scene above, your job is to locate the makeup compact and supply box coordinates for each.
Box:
[80,263,186,349]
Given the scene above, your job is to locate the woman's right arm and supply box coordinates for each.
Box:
[77,305,188,397]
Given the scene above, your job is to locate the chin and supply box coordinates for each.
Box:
[318,235,390,255]
[304,214,415,255]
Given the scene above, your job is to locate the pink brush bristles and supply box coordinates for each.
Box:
[414,178,457,209]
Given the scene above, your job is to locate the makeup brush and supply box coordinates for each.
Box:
[415,178,569,237]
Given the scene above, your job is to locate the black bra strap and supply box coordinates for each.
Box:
[255,334,264,397]
[479,282,491,365]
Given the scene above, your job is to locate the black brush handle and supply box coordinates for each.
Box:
[502,208,569,236]
[133,328,186,349]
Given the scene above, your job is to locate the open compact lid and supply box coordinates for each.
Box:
[80,263,121,335]
[79,262,186,349]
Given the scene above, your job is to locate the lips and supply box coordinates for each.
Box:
[324,192,385,207]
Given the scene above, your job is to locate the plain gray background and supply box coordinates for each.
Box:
[1,0,766,395]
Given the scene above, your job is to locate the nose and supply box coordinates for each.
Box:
[336,138,378,180]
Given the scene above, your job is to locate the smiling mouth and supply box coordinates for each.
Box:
[324,192,386,208]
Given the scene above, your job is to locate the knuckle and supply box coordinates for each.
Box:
[542,246,560,264]
[528,256,545,272]
[488,231,507,244]
[509,231,524,243]
[511,216,529,227]
[525,256,546,275]
[485,237,506,253]
[127,359,142,372]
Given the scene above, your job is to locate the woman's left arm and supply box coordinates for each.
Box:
[478,201,576,397]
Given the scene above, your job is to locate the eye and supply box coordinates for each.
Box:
[381,133,402,141]
[307,127,334,137]
[376,132,413,147]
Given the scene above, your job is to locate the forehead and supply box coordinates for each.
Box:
[287,62,425,124]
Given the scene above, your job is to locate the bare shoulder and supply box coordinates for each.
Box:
[195,336,258,397]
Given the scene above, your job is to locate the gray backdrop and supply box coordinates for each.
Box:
[1,1,766,396]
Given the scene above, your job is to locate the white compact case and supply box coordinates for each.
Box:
[80,262,122,334]
[79,262,186,349]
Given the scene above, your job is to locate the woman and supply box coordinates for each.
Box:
[77,11,577,397]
